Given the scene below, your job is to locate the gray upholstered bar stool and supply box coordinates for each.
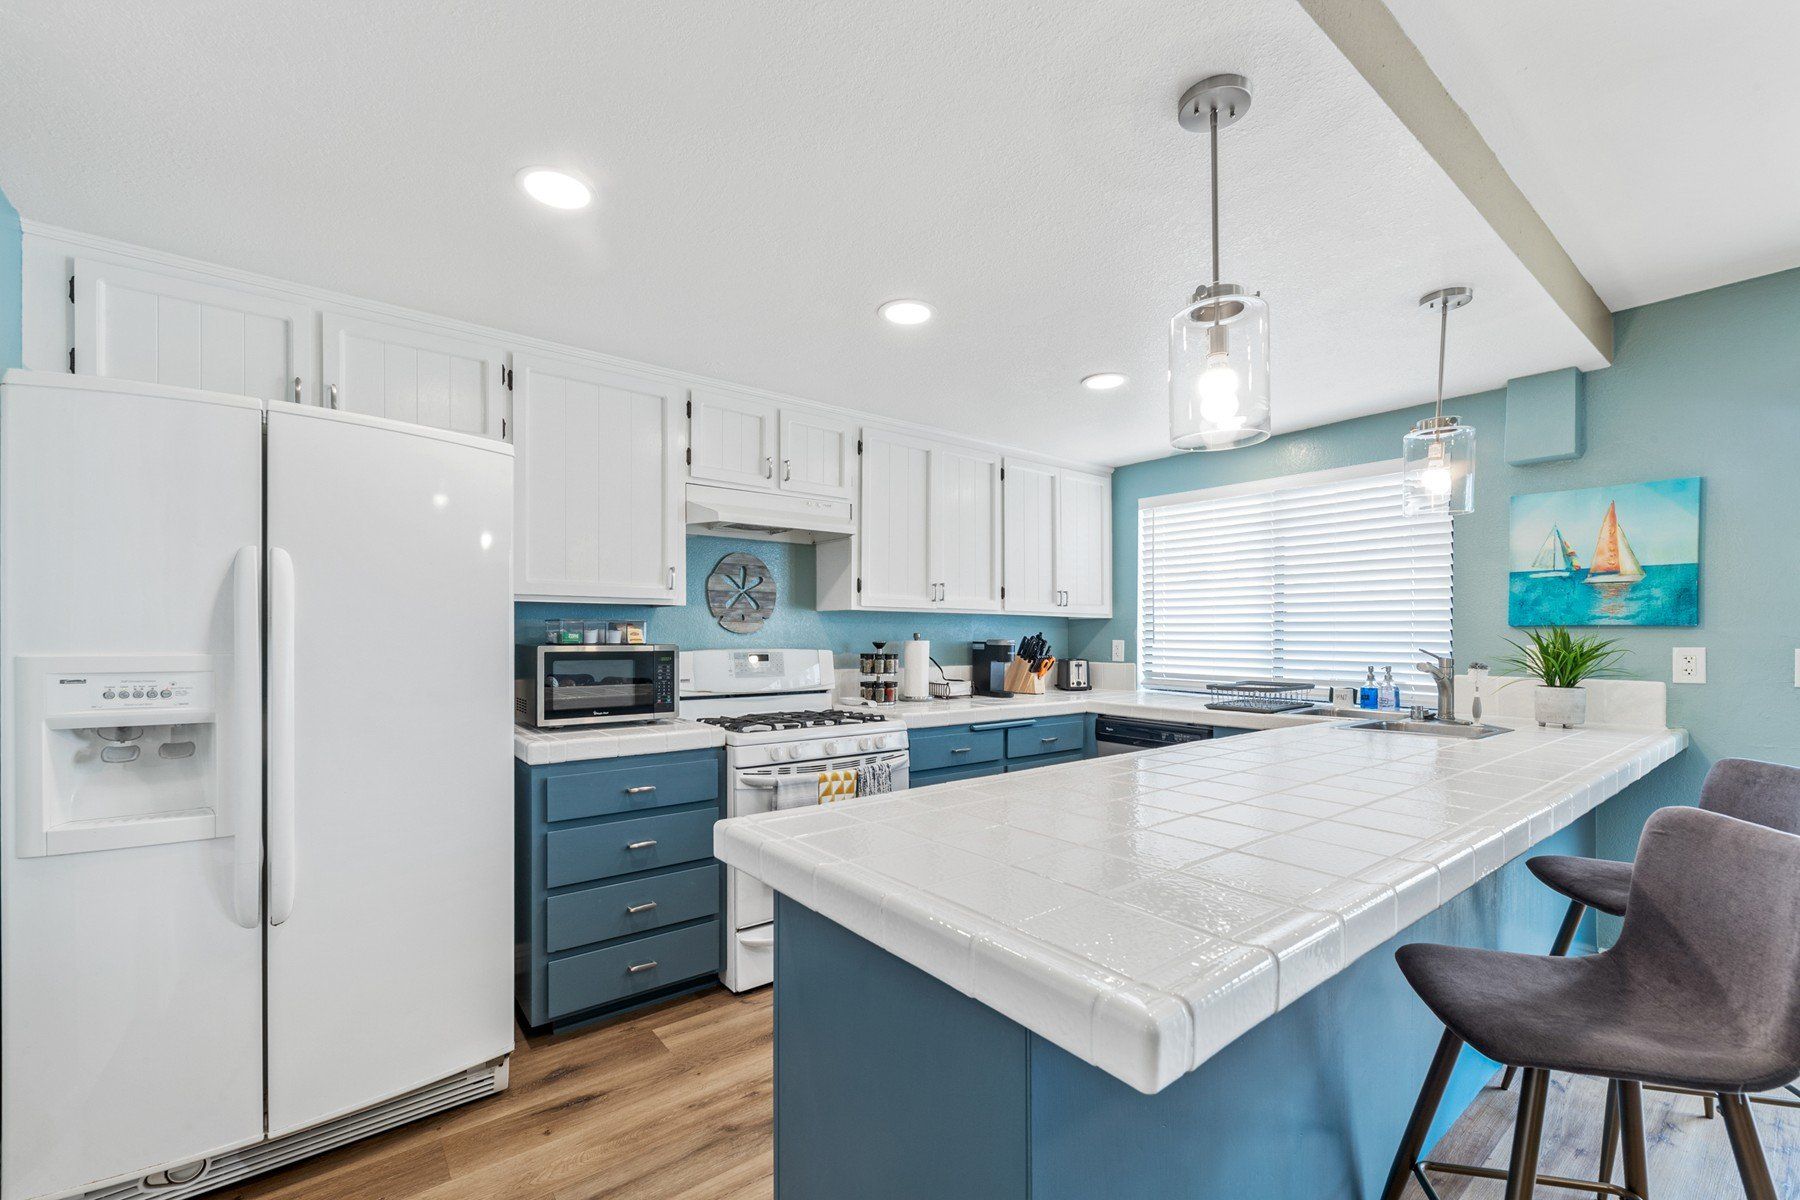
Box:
[1381,806,1800,1200]
[1498,758,1800,1100]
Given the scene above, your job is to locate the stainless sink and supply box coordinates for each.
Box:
[1345,719,1511,740]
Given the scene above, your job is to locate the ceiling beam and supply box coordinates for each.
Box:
[1297,0,1613,364]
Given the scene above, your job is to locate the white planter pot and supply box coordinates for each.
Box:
[1534,686,1587,729]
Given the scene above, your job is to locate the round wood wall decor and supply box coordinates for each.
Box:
[706,551,776,634]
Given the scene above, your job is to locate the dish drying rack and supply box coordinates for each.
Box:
[1201,679,1320,715]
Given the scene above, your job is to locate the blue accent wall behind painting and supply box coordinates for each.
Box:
[517,535,1070,667]
[0,184,22,370]
[1075,267,1800,937]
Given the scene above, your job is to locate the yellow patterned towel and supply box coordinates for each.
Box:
[817,769,858,803]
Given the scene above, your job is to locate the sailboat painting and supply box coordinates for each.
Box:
[1509,478,1700,627]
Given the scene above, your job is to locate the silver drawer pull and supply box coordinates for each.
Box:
[951,746,972,754]
[627,961,659,974]
[626,901,659,914]
[626,839,659,850]
[1040,736,1060,743]
[625,785,657,795]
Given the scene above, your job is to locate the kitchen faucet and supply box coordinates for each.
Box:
[1417,649,1456,721]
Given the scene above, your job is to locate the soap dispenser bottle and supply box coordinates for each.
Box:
[1378,666,1400,711]
[1358,666,1379,710]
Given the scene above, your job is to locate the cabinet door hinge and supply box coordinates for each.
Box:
[1000,466,1005,481]
[856,577,862,594]
[1000,585,1006,600]
[685,398,692,418]
[68,347,76,373]
[685,447,692,466]
[856,438,863,455]
[67,275,75,303]
[501,417,508,439]
[502,365,513,389]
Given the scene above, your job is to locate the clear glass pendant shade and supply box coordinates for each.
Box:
[1169,287,1270,451]
[1401,417,1475,516]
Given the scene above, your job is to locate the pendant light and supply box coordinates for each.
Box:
[1402,287,1476,516]
[1169,75,1270,452]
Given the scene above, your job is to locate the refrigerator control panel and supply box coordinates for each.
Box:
[58,671,212,712]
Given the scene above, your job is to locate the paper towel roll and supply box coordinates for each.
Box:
[901,635,931,701]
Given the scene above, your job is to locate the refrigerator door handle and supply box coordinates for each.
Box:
[229,546,263,929]
[268,546,298,926]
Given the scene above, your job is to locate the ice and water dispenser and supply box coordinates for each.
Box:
[14,654,230,856]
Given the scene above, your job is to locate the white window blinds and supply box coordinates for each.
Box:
[1138,460,1452,698]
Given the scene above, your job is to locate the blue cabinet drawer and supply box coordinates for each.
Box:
[911,760,1006,790]
[545,863,722,953]
[909,725,1005,773]
[1006,748,1086,772]
[546,920,720,1018]
[1005,716,1086,760]
[545,807,717,888]
[541,752,719,824]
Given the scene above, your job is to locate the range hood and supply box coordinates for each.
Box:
[686,483,854,544]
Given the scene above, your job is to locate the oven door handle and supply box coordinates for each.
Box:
[740,750,908,787]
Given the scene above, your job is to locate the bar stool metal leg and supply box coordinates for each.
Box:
[1381,1029,1464,1200]
[1719,1092,1780,1200]
[1503,1067,1552,1200]
[1618,1081,1651,1200]
[1597,1079,1620,1200]
[1498,900,1590,1093]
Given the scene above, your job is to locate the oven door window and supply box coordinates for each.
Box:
[542,652,661,717]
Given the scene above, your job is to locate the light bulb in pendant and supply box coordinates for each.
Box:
[1196,351,1243,424]
[1421,441,1452,496]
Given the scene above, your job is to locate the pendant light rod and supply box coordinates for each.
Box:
[1435,292,1447,418]
[1180,75,1251,293]
[1418,287,1473,432]
[1210,105,1221,286]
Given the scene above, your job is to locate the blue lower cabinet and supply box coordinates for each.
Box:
[911,717,1094,790]
[912,760,1006,788]
[517,747,726,1030]
[1007,749,1085,772]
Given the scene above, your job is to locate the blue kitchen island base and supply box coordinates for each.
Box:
[771,817,1596,1200]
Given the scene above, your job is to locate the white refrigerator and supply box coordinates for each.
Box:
[0,371,515,1200]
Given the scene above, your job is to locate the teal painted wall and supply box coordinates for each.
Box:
[518,535,1071,667]
[0,184,21,370]
[1074,267,1800,935]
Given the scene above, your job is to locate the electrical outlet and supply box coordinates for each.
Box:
[1672,647,1706,684]
[1111,639,1125,663]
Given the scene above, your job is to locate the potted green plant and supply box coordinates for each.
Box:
[1499,627,1630,728]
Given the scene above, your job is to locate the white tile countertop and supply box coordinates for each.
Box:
[713,718,1688,1095]
[513,719,726,766]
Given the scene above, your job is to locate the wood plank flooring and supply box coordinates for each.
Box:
[223,983,1797,1200]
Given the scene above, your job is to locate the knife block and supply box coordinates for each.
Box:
[1002,656,1048,695]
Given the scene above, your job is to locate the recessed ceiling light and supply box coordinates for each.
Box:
[516,167,592,210]
[1082,373,1128,391]
[878,299,934,326]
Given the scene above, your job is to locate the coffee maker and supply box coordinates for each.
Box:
[971,639,1016,698]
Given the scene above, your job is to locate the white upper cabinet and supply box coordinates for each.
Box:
[855,430,934,609]
[930,444,1003,611]
[321,311,507,440]
[512,354,685,604]
[839,431,1001,612]
[1056,468,1113,617]
[688,391,858,500]
[778,407,857,500]
[688,389,779,490]
[1001,459,1113,617]
[1002,459,1059,612]
[73,257,314,405]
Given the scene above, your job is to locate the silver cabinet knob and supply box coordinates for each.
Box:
[782,459,792,482]
[327,383,339,410]
[292,376,302,405]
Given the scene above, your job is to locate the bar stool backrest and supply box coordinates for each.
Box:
[1699,758,1800,835]
[1613,806,1800,1093]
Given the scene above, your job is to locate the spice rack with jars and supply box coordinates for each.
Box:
[857,644,900,707]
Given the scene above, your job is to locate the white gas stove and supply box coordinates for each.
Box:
[678,649,910,991]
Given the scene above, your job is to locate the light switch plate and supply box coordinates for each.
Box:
[1111,640,1125,663]
[1673,647,1706,684]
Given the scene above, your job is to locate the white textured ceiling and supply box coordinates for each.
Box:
[1383,0,1800,312]
[0,0,1601,466]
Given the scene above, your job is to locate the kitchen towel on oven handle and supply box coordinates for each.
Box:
[818,769,858,803]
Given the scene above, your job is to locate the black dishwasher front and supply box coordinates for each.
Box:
[1094,716,1215,755]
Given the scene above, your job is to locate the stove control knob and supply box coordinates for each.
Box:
[878,734,899,750]
[774,745,795,761]
[858,737,874,751]
[824,739,848,756]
